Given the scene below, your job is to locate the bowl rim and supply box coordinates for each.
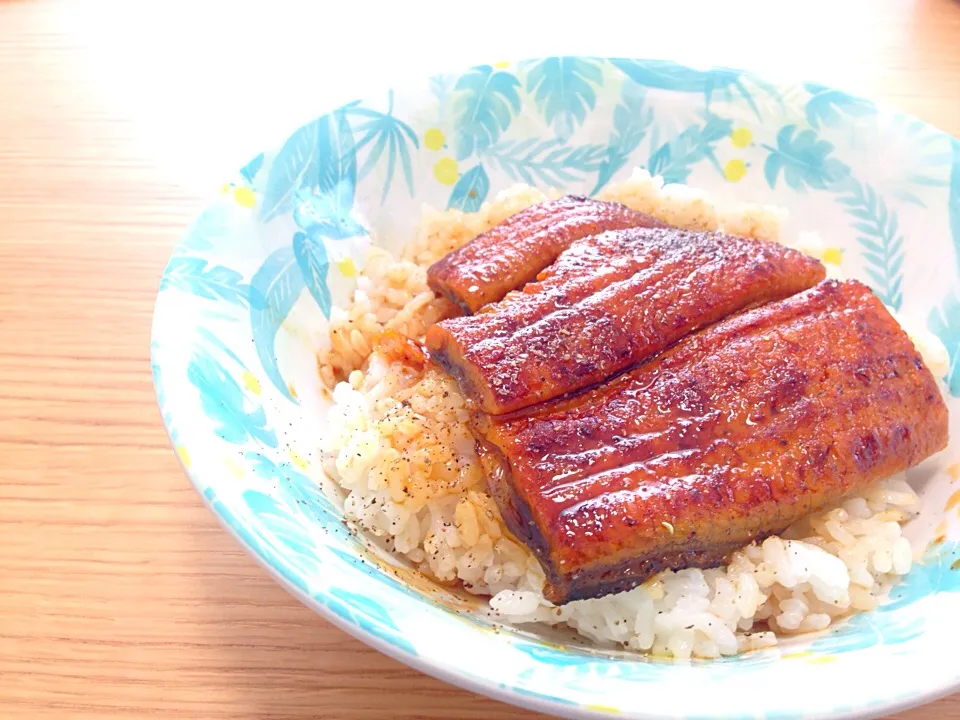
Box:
[179,445,960,720]
[151,55,960,720]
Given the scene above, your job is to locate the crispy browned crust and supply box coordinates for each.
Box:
[476,281,949,603]
[426,195,665,314]
[428,227,825,414]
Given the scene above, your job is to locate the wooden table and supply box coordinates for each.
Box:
[2,1,959,717]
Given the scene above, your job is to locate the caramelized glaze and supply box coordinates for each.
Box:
[476,281,949,603]
[426,195,664,314]
[428,227,825,414]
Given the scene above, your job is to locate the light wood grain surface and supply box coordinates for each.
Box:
[2,1,960,717]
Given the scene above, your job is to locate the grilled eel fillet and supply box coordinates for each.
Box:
[426,195,665,314]
[474,280,949,604]
[427,227,825,414]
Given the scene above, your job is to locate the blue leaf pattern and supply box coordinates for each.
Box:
[323,587,418,657]
[592,80,653,193]
[481,138,606,187]
[260,109,357,225]
[326,546,433,605]
[610,59,768,119]
[314,109,358,233]
[804,82,876,130]
[648,115,733,184]
[611,58,733,92]
[151,350,178,445]
[811,543,960,654]
[196,326,247,368]
[452,65,521,161]
[293,188,366,241]
[447,164,490,211]
[835,179,905,309]
[928,291,960,396]
[205,488,274,570]
[187,349,277,447]
[346,92,420,200]
[524,57,603,138]
[160,256,249,308]
[243,489,319,590]
[246,451,341,524]
[249,247,304,400]
[259,119,322,222]
[763,124,850,191]
[240,152,265,183]
[509,684,580,708]
[292,231,332,317]
[877,116,952,208]
[177,205,231,254]
[429,73,453,99]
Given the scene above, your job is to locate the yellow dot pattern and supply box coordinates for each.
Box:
[433,157,459,185]
[945,488,960,512]
[337,257,358,278]
[176,446,191,469]
[233,186,257,209]
[822,247,843,266]
[730,128,753,148]
[724,159,747,182]
[288,449,309,471]
[584,704,620,714]
[424,128,445,151]
[947,461,960,481]
[242,370,262,395]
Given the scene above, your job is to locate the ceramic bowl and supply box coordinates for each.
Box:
[152,57,960,719]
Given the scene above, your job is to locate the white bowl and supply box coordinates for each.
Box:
[152,57,960,719]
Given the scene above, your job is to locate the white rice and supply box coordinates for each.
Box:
[317,169,949,659]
